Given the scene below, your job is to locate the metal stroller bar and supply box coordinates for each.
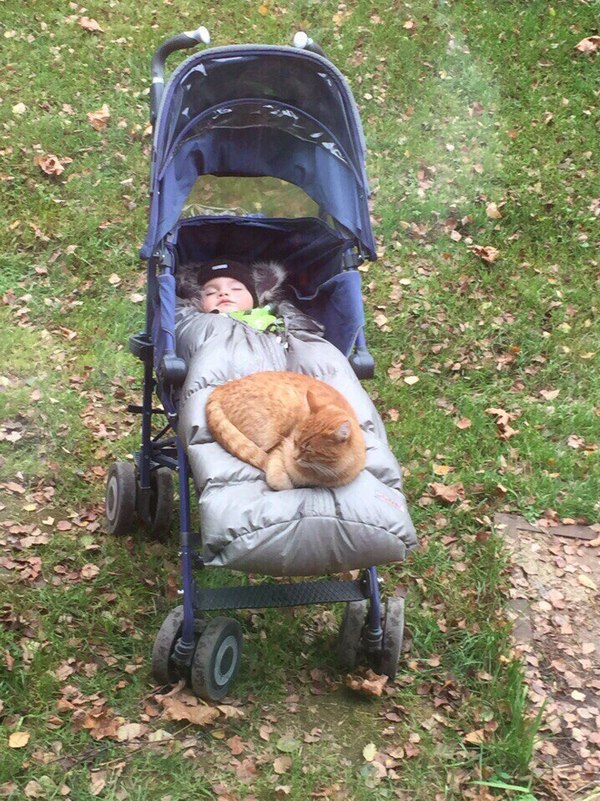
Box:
[150,26,211,126]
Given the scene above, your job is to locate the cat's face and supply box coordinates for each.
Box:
[293,410,353,467]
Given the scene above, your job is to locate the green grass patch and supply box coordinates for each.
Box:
[1,0,598,798]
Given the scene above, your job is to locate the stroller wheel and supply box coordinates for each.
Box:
[145,467,174,541]
[379,596,405,680]
[152,605,184,685]
[337,600,368,671]
[105,462,136,536]
[190,617,242,701]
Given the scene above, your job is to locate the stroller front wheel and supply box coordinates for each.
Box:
[151,605,184,685]
[105,462,137,536]
[190,617,243,701]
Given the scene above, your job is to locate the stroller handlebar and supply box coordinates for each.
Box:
[292,31,327,59]
[150,27,211,125]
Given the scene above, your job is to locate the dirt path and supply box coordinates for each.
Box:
[496,514,600,800]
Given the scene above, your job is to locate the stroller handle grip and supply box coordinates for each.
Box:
[150,27,211,124]
[292,31,327,59]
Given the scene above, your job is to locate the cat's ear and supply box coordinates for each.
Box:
[333,421,351,442]
[306,389,322,414]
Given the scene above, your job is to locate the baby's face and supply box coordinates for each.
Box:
[199,276,254,313]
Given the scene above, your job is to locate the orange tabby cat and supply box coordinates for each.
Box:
[205,371,366,491]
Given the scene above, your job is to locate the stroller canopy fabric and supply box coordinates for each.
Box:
[141,46,376,259]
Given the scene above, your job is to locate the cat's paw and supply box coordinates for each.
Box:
[265,461,294,491]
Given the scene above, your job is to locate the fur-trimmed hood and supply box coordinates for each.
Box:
[176,259,288,309]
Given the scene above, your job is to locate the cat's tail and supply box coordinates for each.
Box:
[205,396,268,472]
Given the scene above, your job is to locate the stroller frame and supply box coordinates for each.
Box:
[105,28,405,700]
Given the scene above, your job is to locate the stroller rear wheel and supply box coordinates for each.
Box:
[337,599,368,671]
[151,605,184,685]
[145,467,174,540]
[190,617,243,701]
[378,596,405,679]
[105,462,136,536]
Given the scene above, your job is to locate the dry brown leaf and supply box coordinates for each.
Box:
[116,722,146,741]
[485,202,502,219]
[87,104,110,131]
[159,694,220,726]
[273,756,292,775]
[226,735,245,755]
[575,36,599,54]
[429,482,465,504]
[78,16,104,33]
[89,771,107,797]
[80,564,100,580]
[33,154,72,176]
[455,417,472,429]
[217,704,245,719]
[345,669,388,697]
[463,729,485,745]
[577,574,597,591]
[433,464,452,477]
[469,244,499,263]
[23,781,44,799]
[8,731,30,748]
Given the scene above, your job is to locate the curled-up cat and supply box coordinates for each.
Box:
[205,371,366,491]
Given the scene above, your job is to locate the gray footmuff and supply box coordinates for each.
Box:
[175,301,417,576]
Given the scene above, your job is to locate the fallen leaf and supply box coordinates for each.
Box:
[9,731,30,748]
[403,375,419,386]
[363,742,377,762]
[463,729,485,745]
[540,388,560,401]
[87,104,110,131]
[80,564,100,580]
[433,464,452,477]
[455,417,472,429]
[577,574,597,591]
[117,722,145,741]
[33,154,72,176]
[469,244,499,263]
[12,102,27,115]
[159,693,220,726]
[78,16,104,33]
[575,35,599,54]
[485,202,502,219]
[429,482,465,504]
[23,781,43,798]
[346,669,388,697]
[89,771,107,797]
[226,735,245,755]
[273,756,292,775]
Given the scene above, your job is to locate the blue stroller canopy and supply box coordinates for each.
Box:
[140,46,376,260]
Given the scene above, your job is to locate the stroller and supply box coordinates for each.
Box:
[104,28,417,700]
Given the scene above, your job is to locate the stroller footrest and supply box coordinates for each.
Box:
[195,579,367,611]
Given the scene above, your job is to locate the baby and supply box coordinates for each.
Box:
[193,262,257,313]
[176,259,288,329]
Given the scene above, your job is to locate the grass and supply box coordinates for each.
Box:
[1,0,598,799]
